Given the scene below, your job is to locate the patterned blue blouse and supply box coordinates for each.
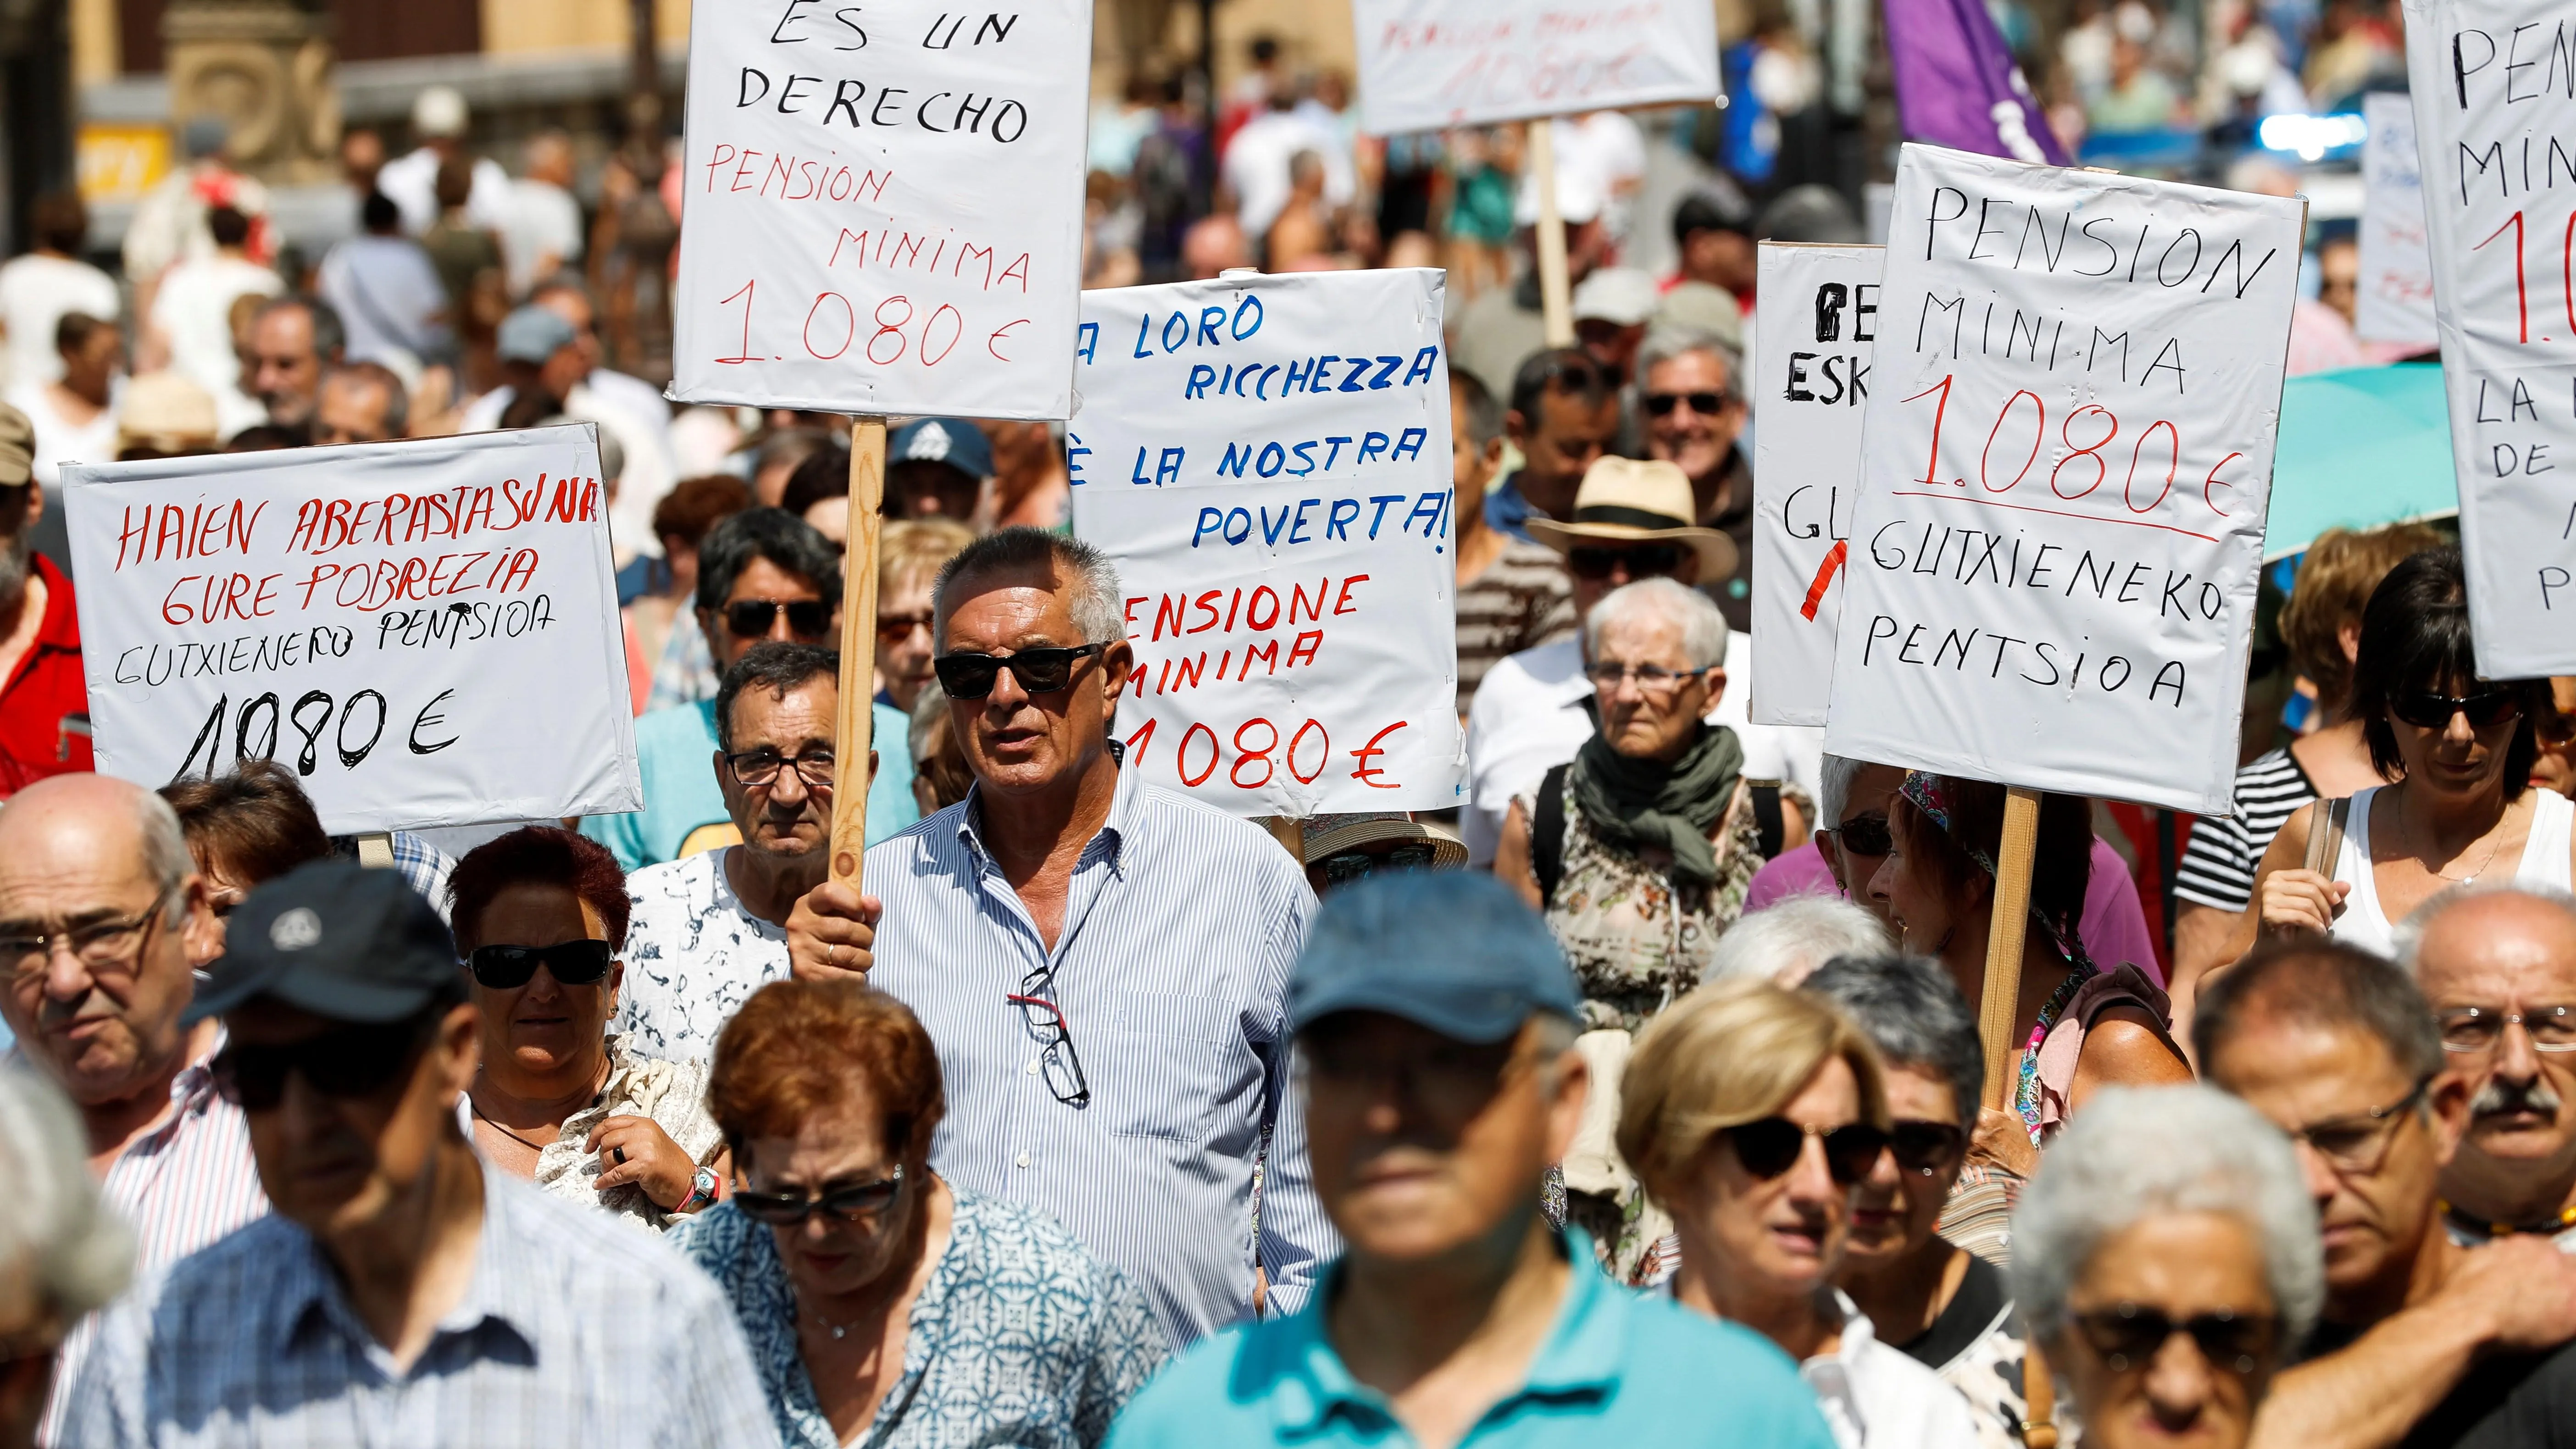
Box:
[672,1187,1171,1449]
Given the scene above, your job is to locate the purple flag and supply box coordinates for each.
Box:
[1883,0,2071,167]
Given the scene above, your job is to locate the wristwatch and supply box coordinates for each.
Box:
[678,1166,720,1213]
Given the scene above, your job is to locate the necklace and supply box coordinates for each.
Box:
[468,1060,611,1157]
[469,1099,554,1155]
[804,1302,872,1341]
[2404,797,2513,884]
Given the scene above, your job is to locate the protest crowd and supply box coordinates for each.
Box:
[9,0,2576,1446]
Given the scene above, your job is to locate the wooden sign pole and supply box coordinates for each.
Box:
[1979,786,2043,1109]
[1528,118,1576,349]
[828,418,888,892]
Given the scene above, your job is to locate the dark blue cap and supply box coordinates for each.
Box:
[187,859,458,1025]
[888,417,994,480]
[1289,872,1581,1043]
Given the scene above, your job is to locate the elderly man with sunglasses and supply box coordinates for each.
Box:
[0,774,267,1446]
[64,860,780,1448]
[2198,938,2576,1447]
[1635,326,1757,631]
[782,527,1336,1349]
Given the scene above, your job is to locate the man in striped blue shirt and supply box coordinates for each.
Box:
[788,527,1336,1345]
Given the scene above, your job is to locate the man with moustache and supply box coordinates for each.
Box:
[0,404,87,795]
[2402,887,2576,1248]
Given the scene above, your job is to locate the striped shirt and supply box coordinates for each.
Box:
[2174,747,2318,914]
[865,760,1337,1344]
[1455,538,1575,717]
[65,1167,780,1449]
[32,1037,270,1447]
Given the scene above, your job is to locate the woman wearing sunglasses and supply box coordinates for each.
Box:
[2251,546,2572,958]
[2014,1085,2321,1449]
[449,827,727,1232]
[673,978,1167,1449]
[1618,977,1983,1449]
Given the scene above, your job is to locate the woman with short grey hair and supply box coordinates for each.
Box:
[2013,1084,2321,1449]
[0,1068,133,1449]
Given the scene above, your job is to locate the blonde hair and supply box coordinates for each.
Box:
[880,518,975,600]
[1616,976,1889,1200]
[2278,521,2443,707]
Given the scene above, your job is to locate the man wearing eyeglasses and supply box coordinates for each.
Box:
[584,507,917,872]
[64,860,780,1448]
[0,773,268,1445]
[782,527,1336,1349]
[2403,888,2576,1253]
[2198,938,2576,1446]
[1636,326,1756,632]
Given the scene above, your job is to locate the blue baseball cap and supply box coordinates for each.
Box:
[188,859,459,1026]
[1290,872,1581,1043]
[888,417,994,480]
[496,305,578,366]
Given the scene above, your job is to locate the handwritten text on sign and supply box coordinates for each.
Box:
[1070,270,1460,815]
[2401,0,2576,673]
[2359,92,2439,347]
[667,1,1089,420]
[1349,0,1720,136]
[63,425,640,833]
[1827,145,2298,813]
[1753,243,1882,727]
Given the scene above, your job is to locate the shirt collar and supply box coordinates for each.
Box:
[955,743,1137,875]
[1800,1289,1875,1444]
[277,1164,547,1361]
[30,554,78,654]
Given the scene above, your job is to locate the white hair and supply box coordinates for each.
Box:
[1705,895,1890,986]
[0,1067,134,1326]
[1635,325,1743,401]
[1816,753,1873,833]
[137,789,193,915]
[2013,1084,2323,1347]
[931,527,1124,648]
[1584,577,1728,671]
[2392,881,2576,976]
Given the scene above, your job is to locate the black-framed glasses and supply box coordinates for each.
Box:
[734,1164,905,1225]
[211,1016,436,1111]
[2438,1005,2576,1054]
[2391,688,2523,730]
[1320,844,1437,884]
[466,938,614,991]
[725,748,837,789]
[1827,811,1893,859]
[1643,390,1730,416]
[2071,1302,2282,1376]
[0,903,167,981]
[1724,1117,1890,1185]
[936,644,1105,700]
[722,598,833,640]
[2284,1077,2431,1175]
[1886,1120,1967,1177]
[1007,966,1091,1107]
[1583,661,1711,695]
[1566,544,1687,582]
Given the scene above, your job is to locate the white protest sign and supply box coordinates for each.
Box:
[1067,269,1460,815]
[1826,144,2300,813]
[2402,0,2576,674]
[2358,92,2439,346]
[1753,242,1882,727]
[63,425,640,834]
[1349,0,1720,135]
[667,1,1090,419]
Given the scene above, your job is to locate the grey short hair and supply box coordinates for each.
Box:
[137,790,193,916]
[1584,577,1727,671]
[1705,896,1889,987]
[1800,953,1982,1125]
[322,362,409,437]
[2393,881,2576,975]
[1635,325,1742,404]
[2013,1084,2323,1349]
[1817,753,1872,832]
[932,527,1123,648]
[0,1067,135,1326]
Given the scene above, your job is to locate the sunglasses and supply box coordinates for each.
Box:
[734,1164,905,1225]
[1536,357,1612,396]
[1320,844,1437,884]
[722,598,833,639]
[1643,391,1729,416]
[211,1016,434,1111]
[1887,1120,1967,1176]
[2071,1302,2281,1376]
[466,938,614,991]
[1724,1116,1890,1185]
[1828,811,1893,858]
[2390,688,2522,730]
[934,643,1105,699]
[1566,544,1687,582]
[877,612,933,645]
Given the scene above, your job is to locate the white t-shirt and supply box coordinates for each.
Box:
[6,379,120,486]
[148,255,281,403]
[376,148,515,237]
[502,178,585,299]
[1221,110,1356,239]
[613,848,790,1068]
[0,253,120,389]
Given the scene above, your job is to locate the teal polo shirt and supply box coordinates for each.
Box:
[1105,1234,1834,1449]
[583,698,918,872]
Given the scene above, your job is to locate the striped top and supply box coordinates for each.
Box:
[35,1037,271,1446]
[864,760,1337,1345]
[1455,538,1575,717]
[2174,748,2318,914]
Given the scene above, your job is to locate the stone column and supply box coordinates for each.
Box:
[162,0,337,184]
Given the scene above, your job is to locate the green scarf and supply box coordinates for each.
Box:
[1568,722,1744,888]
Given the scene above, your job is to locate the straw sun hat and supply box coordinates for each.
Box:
[1525,456,1738,580]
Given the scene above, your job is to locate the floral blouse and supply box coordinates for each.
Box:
[466,1033,724,1233]
[671,1188,1171,1449]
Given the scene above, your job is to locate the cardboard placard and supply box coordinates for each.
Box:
[1753,242,1883,727]
[63,425,640,833]
[2358,92,2439,347]
[2402,0,2576,673]
[666,0,1091,420]
[1068,270,1461,815]
[1826,144,2300,813]
[1349,0,1720,136]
